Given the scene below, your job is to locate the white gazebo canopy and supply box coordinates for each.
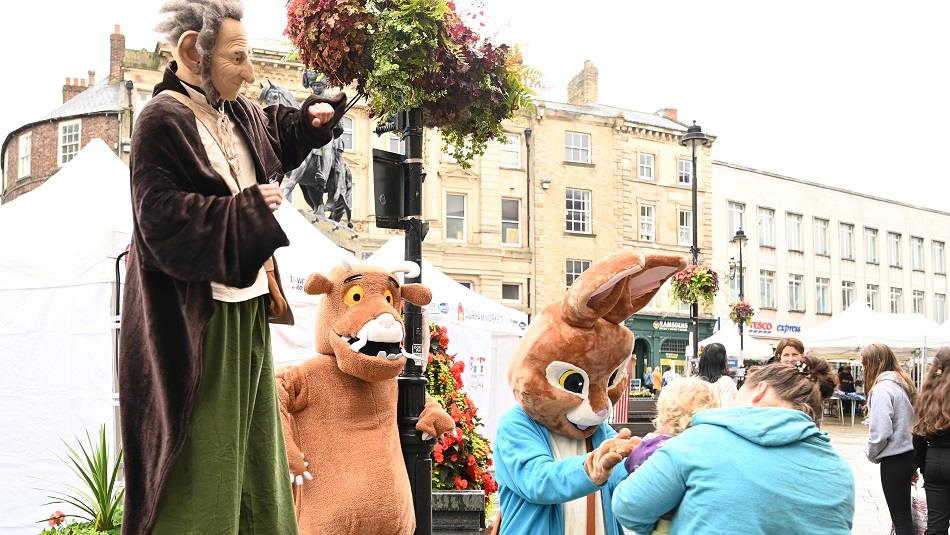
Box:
[686,320,774,360]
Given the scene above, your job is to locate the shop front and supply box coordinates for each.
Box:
[625,314,716,381]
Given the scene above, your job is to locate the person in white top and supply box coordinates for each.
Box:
[662,366,679,387]
[696,343,738,405]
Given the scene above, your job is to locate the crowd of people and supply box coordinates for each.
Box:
[618,338,950,534]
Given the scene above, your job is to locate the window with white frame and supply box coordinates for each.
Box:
[730,273,741,302]
[501,198,521,246]
[678,159,691,185]
[867,284,880,311]
[840,223,855,260]
[865,228,879,263]
[787,213,803,252]
[814,218,829,256]
[564,131,591,163]
[888,232,902,268]
[728,202,745,240]
[445,193,466,241]
[678,209,692,246]
[816,277,830,314]
[936,293,947,324]
[913,290,925,315]
[760,270,775,309]
[58,120,81,166]
[501,133,521,168]
[758,207,775,247]
[788,274,804,311]
[842,281,855,310]
[388,133,405,155]
[565,188,592,234]
[566,259,591,289]
[911,237,924,271]
[339,116,354,149]
[889,287,903,313]
[638,153,654,180]
[17,132,31,179]
[639,204,655,242]
[502,283,522,303]
[933,241,945,274]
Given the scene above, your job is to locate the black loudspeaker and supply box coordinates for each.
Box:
[372,148,405,229]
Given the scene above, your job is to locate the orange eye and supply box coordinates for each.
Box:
[384,290,394,304]
[343,285,363,306]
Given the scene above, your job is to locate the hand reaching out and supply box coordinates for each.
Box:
[257,183,282,212]
[584,428,641,485]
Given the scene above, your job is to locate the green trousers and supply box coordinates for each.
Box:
[152,297,298,534]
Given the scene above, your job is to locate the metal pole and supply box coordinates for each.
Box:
[690,140,700,364]
[397,107,432,535]
[738,237,744,351]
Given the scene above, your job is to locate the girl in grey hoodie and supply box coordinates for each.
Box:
[862,343,918,535]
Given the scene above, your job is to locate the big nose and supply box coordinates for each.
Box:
[242,61,256,84]
[595,409,609,418]
[377,313,397,327]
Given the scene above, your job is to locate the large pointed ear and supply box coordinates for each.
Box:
[401,283,432,306]
[602,254,687,324]
[304,273,333,296]
[562,252,686,327]
[174,31,201,76]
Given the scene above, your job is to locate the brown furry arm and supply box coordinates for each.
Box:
[275,366,311,484]
[417,393,456,440]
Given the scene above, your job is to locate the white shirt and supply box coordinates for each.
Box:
[181,84,269,302]
[662,370,678,385]
[547,432,606,535]
[712,375,738,406]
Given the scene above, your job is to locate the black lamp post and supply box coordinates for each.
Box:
[679,122,710,365]
[729,229,748,350]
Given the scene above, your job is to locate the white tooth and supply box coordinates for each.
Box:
[377,350,387,358]
[349,337,367,351]
[386,353,399,360]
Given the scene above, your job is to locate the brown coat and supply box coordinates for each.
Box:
[277,265,455,534]
[118,62,346,535]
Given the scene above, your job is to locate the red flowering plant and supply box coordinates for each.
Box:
[425,322,498,497]
[670,264,719,307]
[285,0,540,167]
[729,301,755,327]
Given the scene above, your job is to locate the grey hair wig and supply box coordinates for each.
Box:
[156,0,245,104]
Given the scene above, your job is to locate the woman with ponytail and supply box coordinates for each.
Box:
[862,343,918,535]
[913,347,950,534]
[613,355,853,535]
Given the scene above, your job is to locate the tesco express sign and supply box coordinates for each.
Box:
[747,321,802,336]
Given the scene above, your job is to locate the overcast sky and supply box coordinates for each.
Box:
[2,0,947,211]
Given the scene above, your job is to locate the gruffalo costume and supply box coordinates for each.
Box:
[276,261,456,534]
[494,252,686,535]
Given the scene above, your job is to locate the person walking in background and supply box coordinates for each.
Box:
[863,343,918,535]
[612,356,853,535]
[653,367,663,395]
[913,347,950,534]
[643,366,655,395]
[696,343,738,406]
[662,366,678,387]
[769,337,805,365]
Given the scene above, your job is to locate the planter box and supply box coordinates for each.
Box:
[433,490,486,534]
[628,398,658,421]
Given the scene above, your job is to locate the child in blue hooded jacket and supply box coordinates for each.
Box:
[613,356,855,535]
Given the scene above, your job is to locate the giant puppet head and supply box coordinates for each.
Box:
[156,0,254,104]
[508,252,686,440]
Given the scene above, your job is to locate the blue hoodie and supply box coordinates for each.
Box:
[612,407,854,535]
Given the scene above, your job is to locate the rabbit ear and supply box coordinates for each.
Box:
[602,254,687,324]
[562,253,686,328]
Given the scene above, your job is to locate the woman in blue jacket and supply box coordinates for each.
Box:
[612,355,855,535]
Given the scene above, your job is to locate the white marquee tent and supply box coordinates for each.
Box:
[369,236,527,440]
[803,301,950,356]
[0,140,131,534]
[686,320,774,361]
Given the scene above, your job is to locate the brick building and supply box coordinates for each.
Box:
[1,26,135,203]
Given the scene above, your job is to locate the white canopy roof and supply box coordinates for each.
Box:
[686,320,774,359]
[0,139,131,289]
[803,301,950,354]
[368,236,528,336]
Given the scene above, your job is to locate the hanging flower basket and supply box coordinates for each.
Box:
[670,265,719,307]
[286,0,540,166]
[729,301,755,326]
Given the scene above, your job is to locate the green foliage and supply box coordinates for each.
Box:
[670,265,720,308]
[39,522,119,535]
[42,426,123,532]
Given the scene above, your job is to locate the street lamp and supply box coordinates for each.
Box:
[679,121,710,365]
[729,228,748,350]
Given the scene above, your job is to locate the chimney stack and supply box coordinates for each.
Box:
[88,70,96,86]
[567,60,598,107]
[657,108,678,121]
[62,77,86,103]
[110,24,125,83]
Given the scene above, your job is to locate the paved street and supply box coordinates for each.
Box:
[824,420,892,535]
